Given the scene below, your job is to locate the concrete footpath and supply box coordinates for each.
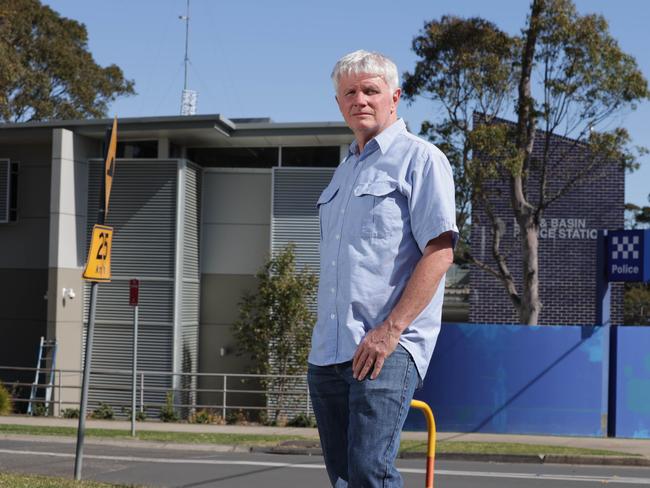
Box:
[2,415,650,467]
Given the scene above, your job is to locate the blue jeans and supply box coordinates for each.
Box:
[308,345,419,488]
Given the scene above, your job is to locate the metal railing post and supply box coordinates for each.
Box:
[140,372,144,413]
[57,370,62,415]
[222,375,227,420]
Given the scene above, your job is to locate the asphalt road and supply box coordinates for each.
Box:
[2,438,650,487]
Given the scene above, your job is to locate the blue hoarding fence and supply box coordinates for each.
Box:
[403,323,650,439]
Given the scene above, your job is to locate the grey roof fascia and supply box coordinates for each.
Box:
[0,114,236,136]
[230,121,352,138]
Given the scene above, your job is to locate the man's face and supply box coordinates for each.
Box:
[336,72,400,147]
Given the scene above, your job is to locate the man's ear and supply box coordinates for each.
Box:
[391,88,401,113]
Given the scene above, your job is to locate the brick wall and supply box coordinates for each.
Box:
[469,121,624,325]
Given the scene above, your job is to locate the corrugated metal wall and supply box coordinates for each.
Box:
[271,167,334,273]
[180,163,201,410]
[83,159,200,416]
[269,167,334,419]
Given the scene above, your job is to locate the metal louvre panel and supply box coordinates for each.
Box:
[183,164,201,279]
[0,159,8,222]
[181,281,200,324]
[92,280,174,324]
[86,323,172,413]
[85,159,179,411]
[86,160,177,278]
[271,167,334,274]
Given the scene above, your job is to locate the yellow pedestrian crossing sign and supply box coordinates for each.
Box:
[83,224,113,282]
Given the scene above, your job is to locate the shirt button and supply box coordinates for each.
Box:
[335,234,340,240]
[330,288,335,293]
[330,313,336,319]
[331,260,336,266]
[340,209,344,214]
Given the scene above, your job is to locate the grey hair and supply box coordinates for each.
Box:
[331,50,399,93]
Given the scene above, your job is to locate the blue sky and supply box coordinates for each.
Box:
[43,0,649,207]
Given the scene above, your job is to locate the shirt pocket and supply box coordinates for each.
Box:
[353,178,400,240]
[317,183,339,241]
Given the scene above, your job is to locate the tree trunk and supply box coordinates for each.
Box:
[513,0,544,324]
[519,214,541,324]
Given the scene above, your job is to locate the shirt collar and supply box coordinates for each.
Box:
[347,118,407,158]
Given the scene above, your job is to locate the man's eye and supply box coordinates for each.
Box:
[365,89,378,95]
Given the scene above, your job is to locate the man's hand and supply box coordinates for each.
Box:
[352,320,400,381]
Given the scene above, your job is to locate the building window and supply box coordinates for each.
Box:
[187,147,279,168]
[116,140,158,158]
[282,146,340,167]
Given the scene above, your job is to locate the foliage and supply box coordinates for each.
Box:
[90,402,114,420]
[225,409,250,425]
[31,402,47,416]
[61,408,79,419]
[121,407,147,422]
[0,0,135,122]
[287,413,317,428]
[0,382,12,415]
[403,0,649,324]
[233,245,317,422]
[624,283,650,326]
[159,392,179,423]
[189,409,223,425]
[625,194,650,229]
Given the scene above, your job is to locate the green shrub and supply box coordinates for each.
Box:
[0,382,12,415]
[61,408,79,419]
[90,402,114,420]
[287,413,317,428]
[122,407,147,422]
[31,402,47,417]
[159,392,179,423]
[189,409,223,424]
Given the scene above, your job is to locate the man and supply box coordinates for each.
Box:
[307,50,457,487]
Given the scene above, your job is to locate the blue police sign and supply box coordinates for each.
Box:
[606,229,650,282]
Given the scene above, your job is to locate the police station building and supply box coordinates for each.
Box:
[0,114,472,413]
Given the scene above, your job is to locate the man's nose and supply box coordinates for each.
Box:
[352,92,368,106]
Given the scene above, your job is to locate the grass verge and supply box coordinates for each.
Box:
[0,472,139,488]
[401,440,637,457]
[0,423,637,458]
[0,423,308,446]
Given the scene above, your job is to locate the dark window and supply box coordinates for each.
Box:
[9,162,17,221]
[116,140,158,158]
[282,146,340,167]
[187,147,279,168]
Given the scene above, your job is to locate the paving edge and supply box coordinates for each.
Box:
[260,446,650,467]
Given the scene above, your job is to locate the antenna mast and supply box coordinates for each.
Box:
[180,0,197,115]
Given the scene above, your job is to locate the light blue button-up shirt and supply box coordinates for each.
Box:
[307,118,458,380]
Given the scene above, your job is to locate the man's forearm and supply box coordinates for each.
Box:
[352,231,454,380]
[386,232,455,334]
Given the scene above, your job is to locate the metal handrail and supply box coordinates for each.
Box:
[0,365,312,420]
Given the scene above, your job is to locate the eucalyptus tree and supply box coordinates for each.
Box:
[0,0,134,122]
[403,0,648,324]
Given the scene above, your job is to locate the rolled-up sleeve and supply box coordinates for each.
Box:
[408,150,459,253]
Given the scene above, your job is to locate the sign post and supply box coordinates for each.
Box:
[596,228,650,438]
[75,117,117,481]
[130,279,139,437]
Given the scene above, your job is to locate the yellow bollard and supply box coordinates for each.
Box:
[409,400,436,488]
